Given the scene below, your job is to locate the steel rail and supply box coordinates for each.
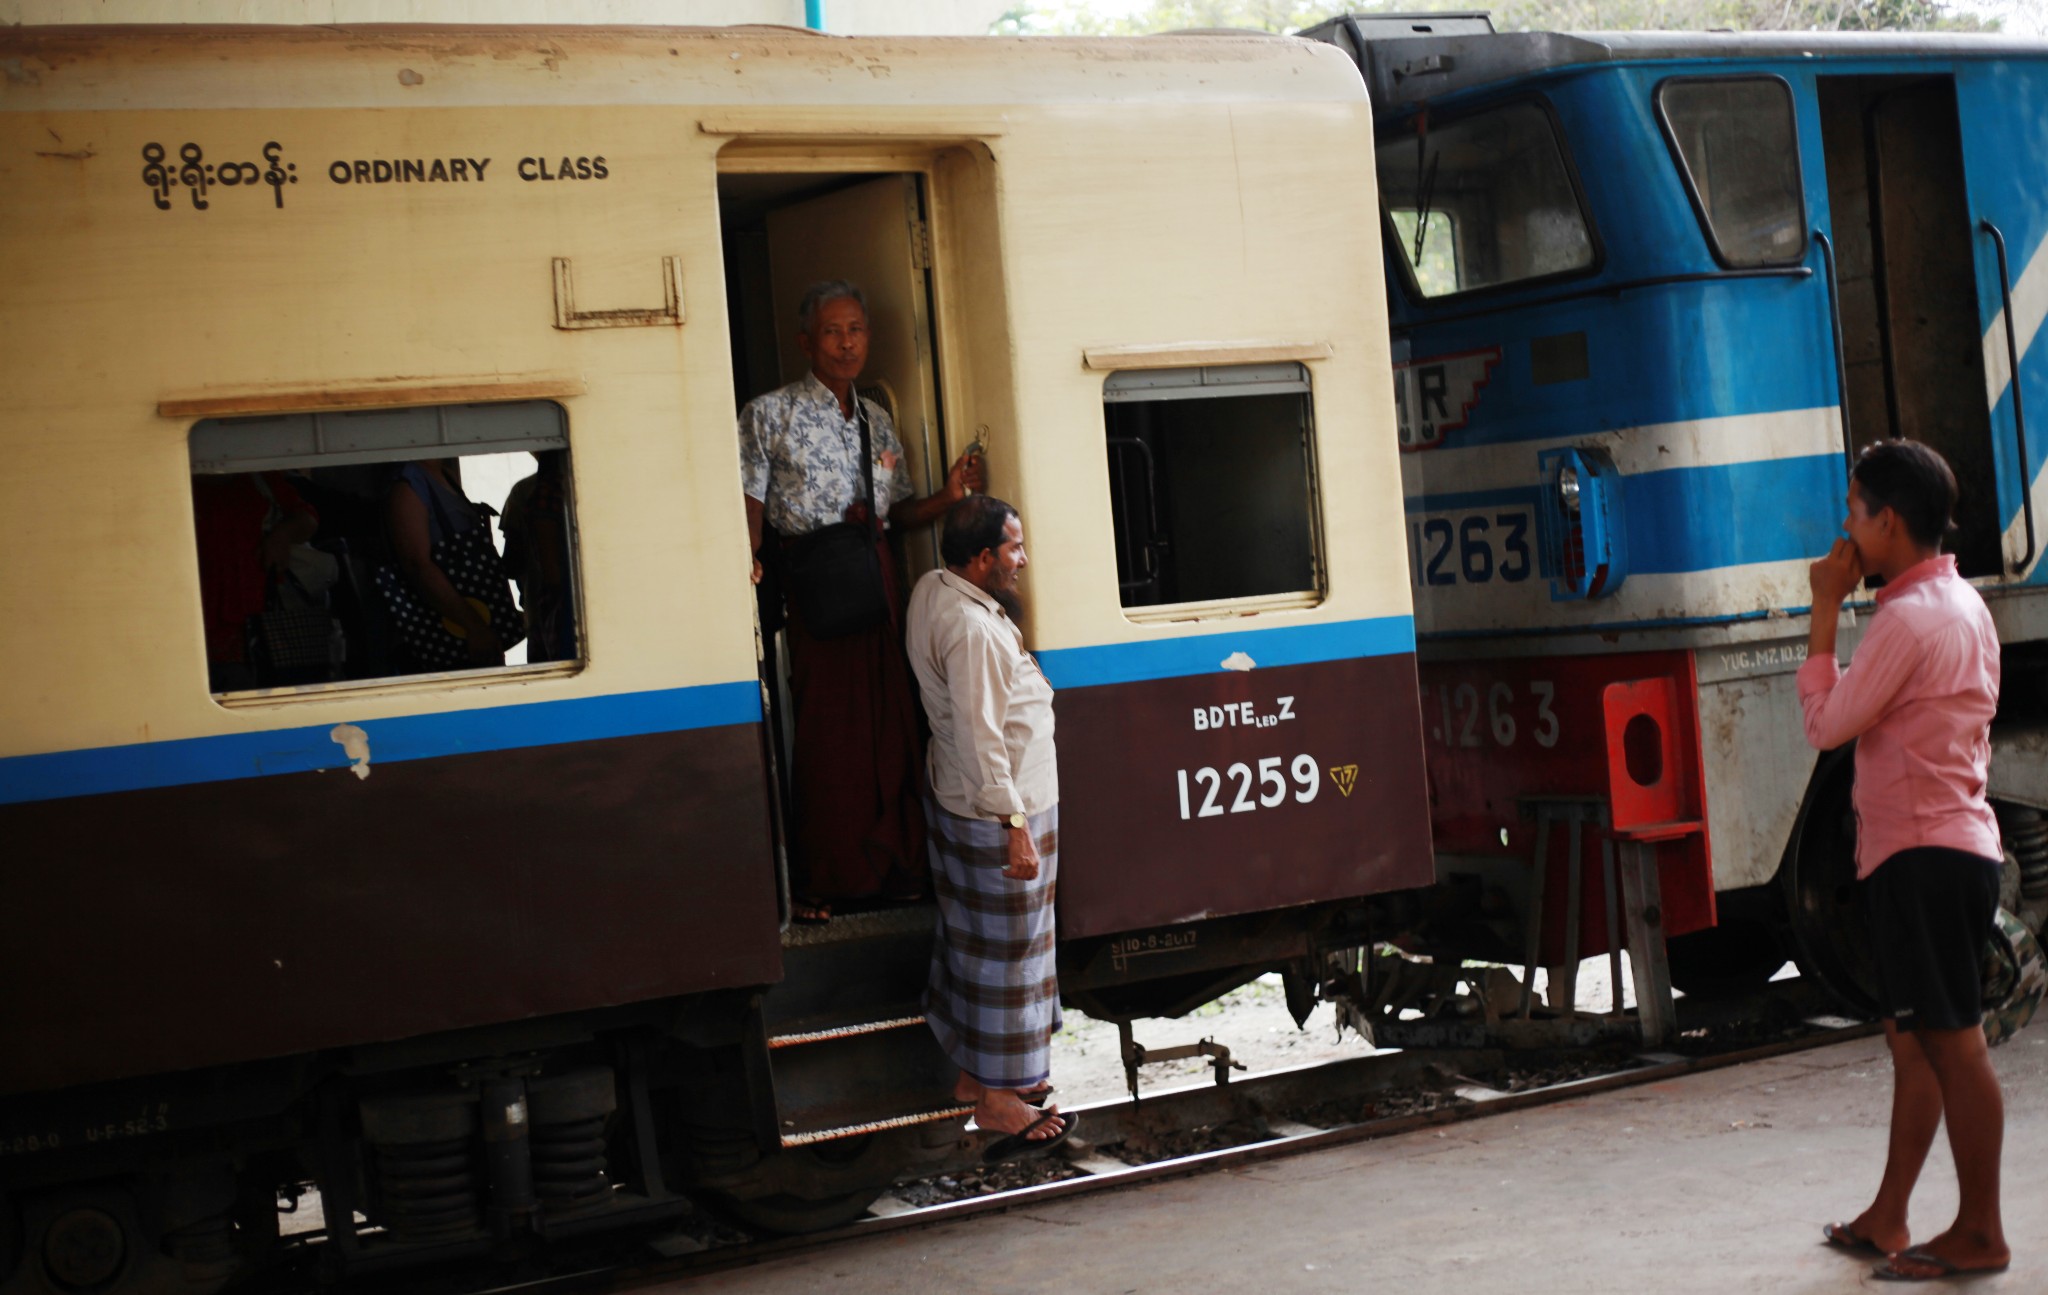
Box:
[451,1016,1878,1294]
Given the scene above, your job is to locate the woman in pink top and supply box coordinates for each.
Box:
[1798,440,2008,1281]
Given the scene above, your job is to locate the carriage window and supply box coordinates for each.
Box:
[1104,363,1323,615]
[1658,77,1805,268]
[1377,99,1595,298]
[187,401,579,696]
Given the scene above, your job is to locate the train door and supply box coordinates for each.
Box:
[716,166,950,884]
[1815,75,2003,576]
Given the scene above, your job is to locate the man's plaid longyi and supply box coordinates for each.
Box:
[922,802,1061,1091]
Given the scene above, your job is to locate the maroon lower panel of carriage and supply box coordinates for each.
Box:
[1052,654,1434,941]
[0,724,781,1098]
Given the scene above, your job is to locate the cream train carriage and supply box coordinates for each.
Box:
[0,23,1428,1289]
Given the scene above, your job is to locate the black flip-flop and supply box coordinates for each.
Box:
[1872,1246,2012,1282]
[981,1109,1078,1164]
[1022,1086,1054,1108]
[1821,1222,1885,1258]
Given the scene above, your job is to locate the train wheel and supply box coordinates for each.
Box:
[710,1185,883,1235]
[699,1135,889,1236]
[1781,749,1882,1016]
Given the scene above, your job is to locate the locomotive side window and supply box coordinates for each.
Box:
[1377,99,1595,299]
[1657,77,1805,268]
[1103,363,1323,615]
[187,400,580,695]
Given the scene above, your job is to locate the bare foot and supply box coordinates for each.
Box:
[973,1088,1063,1138]
[1839,1208,1910,1257]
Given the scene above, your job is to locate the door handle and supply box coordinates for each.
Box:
[1813,230,1854,480]
[1980,218,2036,575]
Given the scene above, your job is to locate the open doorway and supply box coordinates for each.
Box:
[1818,75,2000,576]
[717,167,950,889]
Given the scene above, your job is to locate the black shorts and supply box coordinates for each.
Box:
[1861,846,2002,1032]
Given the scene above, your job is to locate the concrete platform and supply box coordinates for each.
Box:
[684,1027,2048,1293]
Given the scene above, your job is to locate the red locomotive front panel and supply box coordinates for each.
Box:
[1052,651,1434,940]
[1420,650,1717,962]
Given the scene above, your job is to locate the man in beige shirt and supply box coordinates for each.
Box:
[905,494,1072,1159]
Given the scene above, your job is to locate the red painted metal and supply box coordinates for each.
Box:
[1420,651,1715,962]
[1602,677,1704,841]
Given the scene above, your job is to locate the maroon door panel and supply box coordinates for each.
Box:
[1054,654,1433,939]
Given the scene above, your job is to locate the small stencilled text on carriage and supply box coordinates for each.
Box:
[1192,696,1295,730]
[329,156,493,184]
[142,142,613,210]
[1717,644,1808,675]
[142,141,298,210]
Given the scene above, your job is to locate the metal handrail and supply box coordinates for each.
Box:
[1813,230,1854,478]
[1980,218,2037,576]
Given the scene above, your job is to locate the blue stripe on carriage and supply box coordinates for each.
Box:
[1035,615,1415,690]
[0,680,763,806]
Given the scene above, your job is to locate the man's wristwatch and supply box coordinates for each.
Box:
[1002,812,1027,830]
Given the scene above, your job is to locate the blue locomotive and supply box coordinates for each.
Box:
[1307,13,2048,1016]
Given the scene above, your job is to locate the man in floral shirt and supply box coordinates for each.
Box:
[740,280,981,917]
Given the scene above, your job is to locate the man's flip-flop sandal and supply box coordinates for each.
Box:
[981,1110,1078,1164]
[1872,1247,2012,1282]
[1021,1086,1054,1108]
[1821,1222,1885,1258]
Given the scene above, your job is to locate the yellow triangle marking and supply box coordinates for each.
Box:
[1329,764,1359,798]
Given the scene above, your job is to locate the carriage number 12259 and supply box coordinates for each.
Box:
[1176,754,1320,819]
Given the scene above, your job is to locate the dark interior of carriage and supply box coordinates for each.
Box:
[187,404,581,695]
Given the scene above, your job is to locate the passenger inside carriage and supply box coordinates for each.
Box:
[381,457,523,673]
[188,402,581,693]
[191,470,321,693]
[737,279,983,922]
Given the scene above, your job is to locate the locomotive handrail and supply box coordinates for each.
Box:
[1980,218,2037,576]
[1391,265,1811,333]
[1812,230,1854,479]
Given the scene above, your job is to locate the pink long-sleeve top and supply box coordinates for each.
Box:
[1795,554,2000,879]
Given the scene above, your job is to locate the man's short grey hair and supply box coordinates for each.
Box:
[797,280,868,334]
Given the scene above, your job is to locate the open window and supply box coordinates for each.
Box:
[1378,98,1597,300]
[1657,76,1806,268]
[1104,362,1324,617]
[187,400,579,696]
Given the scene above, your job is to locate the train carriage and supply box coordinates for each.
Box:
[0,22,1430,1291]
[1307,13,2048,1017]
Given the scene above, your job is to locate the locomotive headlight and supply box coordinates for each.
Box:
[1558,465,1581,513]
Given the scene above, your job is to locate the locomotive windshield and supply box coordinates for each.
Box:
[1379,99,1594,299]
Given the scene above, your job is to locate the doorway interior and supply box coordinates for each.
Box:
[717,167,951,863]
[1817,75,2002,577]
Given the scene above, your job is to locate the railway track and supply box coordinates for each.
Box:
[343,982,1872,1295]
